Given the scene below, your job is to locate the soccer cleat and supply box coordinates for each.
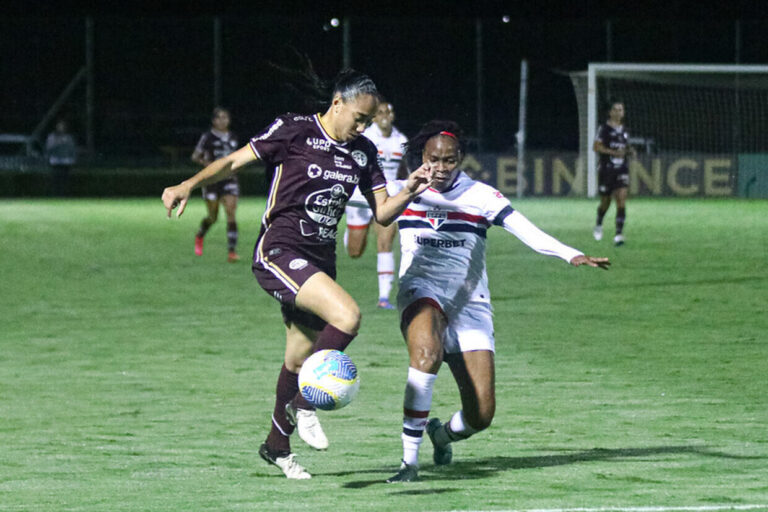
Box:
[194,235,204,256]
[286,403,329,450]
[614,234,625,246]
[386,460,419,483]
[593,225,603,241]
[258,443,311,479]
[227,251,240,263]
[377,298,396,310]
[426,418,453,465]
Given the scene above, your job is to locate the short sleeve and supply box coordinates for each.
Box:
[594,124,607,144]
[357,142,387,196]
[249,115,294,163]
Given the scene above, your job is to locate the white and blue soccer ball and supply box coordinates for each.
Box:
[299,349,360,411]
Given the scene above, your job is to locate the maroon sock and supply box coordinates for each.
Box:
[314,323,356,352]
[265,364,299,452]
[292,323,357,410]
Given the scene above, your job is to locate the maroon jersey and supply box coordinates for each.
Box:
[250,113,386,259]
[194,129,239,162]
[595,123,630,173]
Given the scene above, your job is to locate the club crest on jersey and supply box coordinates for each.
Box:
[351,150,368,167]
[427,210,447,229]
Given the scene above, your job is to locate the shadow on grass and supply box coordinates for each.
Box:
[337,444,763,490]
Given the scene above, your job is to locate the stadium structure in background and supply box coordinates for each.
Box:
[2,15,768,197]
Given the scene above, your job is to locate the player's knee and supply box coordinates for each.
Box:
[466,403,495,431]
[331,303,361,335]
[410,344,442,374]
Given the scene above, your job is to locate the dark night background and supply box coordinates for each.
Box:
[2,2,767,163]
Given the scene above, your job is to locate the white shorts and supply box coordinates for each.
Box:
[397,279,495,354]
[345,203,373,229]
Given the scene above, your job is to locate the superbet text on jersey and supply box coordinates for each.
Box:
[388,171,510,310]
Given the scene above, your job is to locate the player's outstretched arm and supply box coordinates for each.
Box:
[367,163,433,226]
[570,254,611,270]
[162,145,257,218]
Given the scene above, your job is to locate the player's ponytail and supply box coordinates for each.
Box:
[268,47,378,112]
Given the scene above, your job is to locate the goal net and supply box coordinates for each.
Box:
[570,64,768,197]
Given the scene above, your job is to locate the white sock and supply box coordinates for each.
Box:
[401,367,437,466]
[377,252,395,300]
[343,229,349,249]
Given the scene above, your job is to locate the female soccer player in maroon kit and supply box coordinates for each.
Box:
[190,107,241,262]
[162,69,432,479]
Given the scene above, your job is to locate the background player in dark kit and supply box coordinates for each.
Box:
[592,101,636,246]
[191,107,241,262]
[162,67,433,479]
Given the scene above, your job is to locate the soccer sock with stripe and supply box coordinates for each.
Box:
[377,252,395,300]
[401,367,438,467]
[226,221,238,252]
[432,410,478,447]
[265,364,298,453]
[615,207,626,235]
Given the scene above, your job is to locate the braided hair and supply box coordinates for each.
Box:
[398,120,466,178]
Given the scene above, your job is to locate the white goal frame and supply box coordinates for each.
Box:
[585,63,768,197]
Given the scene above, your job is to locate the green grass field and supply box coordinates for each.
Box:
[1,197,767,512]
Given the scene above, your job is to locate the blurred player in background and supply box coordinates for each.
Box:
[385,120,610,483]
[344,101,408,309]
[162,66,433,479]
[45,119,77,197]
[191,107,241,262]
[592,100,636,246]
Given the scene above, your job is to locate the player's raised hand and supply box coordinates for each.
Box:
[570,255,611,270]
[405,162,434,197]
[161,182,192,218]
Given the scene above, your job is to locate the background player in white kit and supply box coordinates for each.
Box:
[344,101,408,309]
[385,120,610,483]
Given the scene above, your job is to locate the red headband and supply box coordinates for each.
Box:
[439,131,457,139]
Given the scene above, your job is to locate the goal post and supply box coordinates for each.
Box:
[571,63,768,197]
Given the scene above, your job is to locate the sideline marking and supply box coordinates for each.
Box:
[445,506,768,512]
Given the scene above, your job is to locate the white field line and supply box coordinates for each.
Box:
[444,505,768,512]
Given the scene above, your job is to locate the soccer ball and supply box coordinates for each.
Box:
[298,349,360,411]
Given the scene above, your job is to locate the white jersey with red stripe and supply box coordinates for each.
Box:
[388,171,509,308]
[347,124,407,207]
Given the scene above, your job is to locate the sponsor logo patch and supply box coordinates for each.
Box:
[289,258,308,270]
[306,137,332,152]
[307,164,322,179]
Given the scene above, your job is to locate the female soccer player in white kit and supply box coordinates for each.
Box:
[344,101,408,308]
[386,120,610,482]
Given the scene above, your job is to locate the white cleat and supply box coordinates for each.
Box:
[614,234,625,246]
[259,443,311,479]
[593,225,603,241]
[286,403,329,450]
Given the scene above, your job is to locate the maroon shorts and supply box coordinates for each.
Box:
[252,240,336,331]
[202,176,239,200]
[598,166,629,195]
